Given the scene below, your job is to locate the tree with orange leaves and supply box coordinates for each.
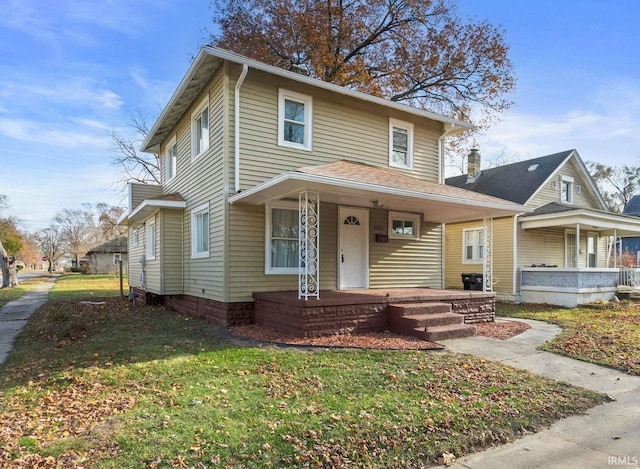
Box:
[210,0,514,128]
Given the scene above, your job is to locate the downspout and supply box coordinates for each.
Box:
[234,64,249,193]
[513,213,521,302]
[437,123,457,184]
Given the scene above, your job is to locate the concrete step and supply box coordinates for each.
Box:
[422,323,477,341]
[400,312,463,328]
[387,302,451,318]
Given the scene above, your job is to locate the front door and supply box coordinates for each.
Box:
[339,207,369,289]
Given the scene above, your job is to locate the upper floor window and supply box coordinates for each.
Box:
[463,227,484,263]
[389,118,414,169]
[265,201,299,274]
[191,96,209,159]
[389,211,420,240]
[145,219,156,260]
[278,89,312,151]
[191,203,209,258]
[165,136,177,182]
[561,175,574,204]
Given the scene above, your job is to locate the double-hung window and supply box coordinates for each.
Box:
[132,227,139,247]
[389,118,414,169]
[265,201,299,274]
[463,228,484,263]
[192,96,209,159]
[191,203,209,258]
[278,89,312,151]
[145,220,156,260]
[560,176,574,204]
[165,136,177,182]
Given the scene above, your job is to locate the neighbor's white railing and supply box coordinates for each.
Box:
[618,266,640,289]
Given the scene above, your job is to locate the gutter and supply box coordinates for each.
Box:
[234,64,249,192]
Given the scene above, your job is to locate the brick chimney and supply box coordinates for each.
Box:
[467,148,481,183]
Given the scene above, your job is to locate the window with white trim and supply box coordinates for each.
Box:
[145,220,156,260]
[165,136,177,181]
[191,203,209,258]
[265,201,299,274]
[560,175,574,204]
[389,118,414,169]
[191,96,209,159]
[278,89,312,151]
[388,211,420,240]
[587,232,598,267]
[132,227,139,247]
[463,227,484,263]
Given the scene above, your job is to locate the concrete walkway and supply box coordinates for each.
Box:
[434,318,640,469]
[0,276,58,365]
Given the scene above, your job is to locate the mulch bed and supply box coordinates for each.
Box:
[230,319,530,350]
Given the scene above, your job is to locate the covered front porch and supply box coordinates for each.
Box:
[253,287,495,338]
[518,203,640,306]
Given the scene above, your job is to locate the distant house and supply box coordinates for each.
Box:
[621,195,640,265]
[84,236,128,274]
[445,149,640,307]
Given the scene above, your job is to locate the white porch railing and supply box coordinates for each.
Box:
[618,266,640,290]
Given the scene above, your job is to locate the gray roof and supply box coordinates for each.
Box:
[85,236,128,255]
[623,195,640,217]
[446,150,574,205]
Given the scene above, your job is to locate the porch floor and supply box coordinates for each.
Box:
[253,287,495,338]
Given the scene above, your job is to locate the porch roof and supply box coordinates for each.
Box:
[118,193,187,226]
[520,202,640,236]
[228,160,529,223]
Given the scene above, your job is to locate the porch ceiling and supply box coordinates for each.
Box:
[520,208,640,236]
[228,161,529,223]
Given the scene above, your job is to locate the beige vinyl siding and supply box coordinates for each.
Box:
[444,217,514,295]
[369,209,443,288]
[227,202,338,302]
[528,158,602,209]
[160,209,183,294]
[229,66,441,192]
[127,224,145,289]
[129,183,162,210]
[142,212,161,293]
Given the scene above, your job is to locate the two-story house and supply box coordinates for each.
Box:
[445,149,640,307]
[117,47,526,338]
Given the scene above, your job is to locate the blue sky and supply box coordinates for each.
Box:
[1,0,639,231]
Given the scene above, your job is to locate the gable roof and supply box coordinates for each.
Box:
[623,195,640,216]
[229,160,529,223]
[445,149,607,209]
[142,46,472,153]
[85,236,128,255]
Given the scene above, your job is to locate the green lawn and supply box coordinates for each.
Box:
[497,301,640,376]
[0,276,608,467]
[0,274,50,308]
[49,273,128,301]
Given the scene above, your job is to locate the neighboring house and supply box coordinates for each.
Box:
[620,195,640,265]
[117,46,526,335]
[83,236,128,275]
[445,149,640,306]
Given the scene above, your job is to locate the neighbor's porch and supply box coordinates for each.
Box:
[253,287,495,338]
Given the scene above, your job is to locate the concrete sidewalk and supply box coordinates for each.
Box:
[434,318,640,469]
[0,276,58,365]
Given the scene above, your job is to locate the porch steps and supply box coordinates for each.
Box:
[387,302,476,342]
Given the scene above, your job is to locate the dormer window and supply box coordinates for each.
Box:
[389,118,414,169]
[561,176,574,204]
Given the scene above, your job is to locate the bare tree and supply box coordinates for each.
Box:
[55,208,95,269]
[111,111,160,185]
[587,161,640,213]
[37,226,65,273]
[96,203,126,239]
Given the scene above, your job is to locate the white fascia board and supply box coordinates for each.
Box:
[129,199,187,221]
[521,209,640,233]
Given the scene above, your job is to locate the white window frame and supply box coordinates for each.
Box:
[191,96,210,160]
[165,135,177,182]
[145,219,156,260]
[388,211,420,240]
[587,231,598,268]
[389,118,414,170]
[278,89,313,151]
[462,227,484,263]
[565,229,577,268]
[113,253,122,263]
[132,227,139,247]
[561,175,574,204]
[191,203,210,259]
[265,200,299,274]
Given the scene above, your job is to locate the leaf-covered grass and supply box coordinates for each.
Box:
[0,290,606,467]
[48,273,128,301]
[497,301,640,376]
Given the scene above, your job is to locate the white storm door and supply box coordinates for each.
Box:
[339,207,369,289]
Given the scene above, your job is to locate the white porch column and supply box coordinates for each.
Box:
[614,229,618,268]
[575,224,581,268]
[483,216,493,292]
[299,190,320,300]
